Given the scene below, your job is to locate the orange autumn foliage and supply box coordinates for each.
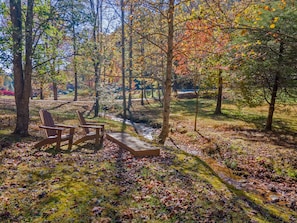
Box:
[175,19,230,75]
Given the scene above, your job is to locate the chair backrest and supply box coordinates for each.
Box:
[76,111,90,134]
[39,109,56,137]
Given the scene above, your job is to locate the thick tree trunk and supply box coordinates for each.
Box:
[214,69,223,115]
[265,41,283,131]
[158,0,174,144]
[10,0,34,136]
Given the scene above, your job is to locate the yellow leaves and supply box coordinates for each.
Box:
[263,5,276,12]
[241,29,247,36]
[234,15,241,26]
[248,50,256,57]
[256,40,262,45]
[278,0,287,9]
[273,17,279,22]
[269,17,279,29]
[270,23,276,29]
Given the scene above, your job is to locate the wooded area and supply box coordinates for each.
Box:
[0,0,297,221]
[1,0,296,142]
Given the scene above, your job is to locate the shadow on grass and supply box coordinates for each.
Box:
[31,139,105,156]
[171,99,214,117]
[169,99,297,150]
[215,112,297,150]
[47,101,72,111]
[1,129,295,221]
[72,141,104,153]
[168,145,291,222]
[171,98,296,133]
[0,131,37,151]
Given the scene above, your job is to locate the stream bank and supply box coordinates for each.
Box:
[106,114,251,190]
[105,112,297,217]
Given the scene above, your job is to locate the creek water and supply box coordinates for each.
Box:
[105,114,158,141]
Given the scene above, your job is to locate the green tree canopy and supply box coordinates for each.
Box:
[233,0,297,130]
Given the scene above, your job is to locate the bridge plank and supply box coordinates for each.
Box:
[106,132,160,157]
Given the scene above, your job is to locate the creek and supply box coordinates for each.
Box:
[106,114,247,191]
[105,114,158,141]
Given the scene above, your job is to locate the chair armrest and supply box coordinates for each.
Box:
[39,125,64,131]
[55,124,76,129]
[85,122,105,127]
[79,124,103,129]
[55,124,75,135]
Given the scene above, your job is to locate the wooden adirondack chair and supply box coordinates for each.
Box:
[74,110,105,147]
[34,109,75,150]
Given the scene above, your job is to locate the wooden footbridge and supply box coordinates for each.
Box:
[106,132,160,157]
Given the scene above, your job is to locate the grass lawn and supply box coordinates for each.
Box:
[0,97,296,222]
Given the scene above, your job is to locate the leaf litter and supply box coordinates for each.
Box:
[0,137,296,222]
[1,99,297,222]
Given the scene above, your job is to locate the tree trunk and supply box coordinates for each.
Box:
[71,0,78,101]
[74,75,78,101]
[158,0,174,144]
[40,85,44,100]
[53,82,58,100]
[121,0,127,119]
[266,74,279,131]
[194,77,200,131]
[172,73,178,97]
[94,64,100,117]
[266,41,284,131]
[94,0,103,116]
[157,81,161,103]
[128,4,133,111]
[151,84,154,99]
[73,52,78,101]
[10,0,34,136]
[144,86,147,100]
[214,69,223,115]
[140,40,145,106]
[141,85,144,106]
